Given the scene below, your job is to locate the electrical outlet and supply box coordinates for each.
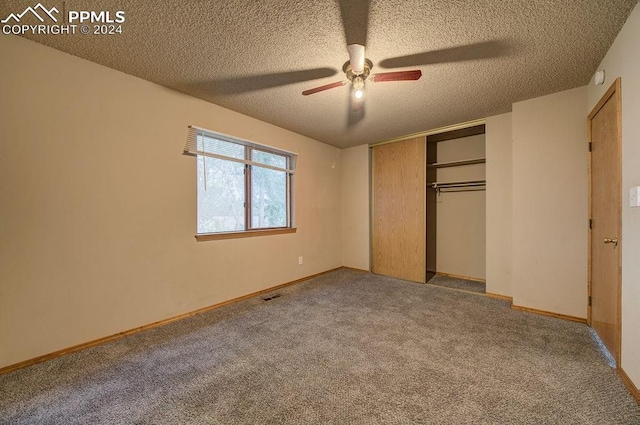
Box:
[298,256,303,265]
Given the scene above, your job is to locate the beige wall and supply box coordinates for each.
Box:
[431,135,486,280]
[512,86,588,318]
[341,145,370,270]
[587,3,640,388]
[485,113,513,297]
[0,35,342,369]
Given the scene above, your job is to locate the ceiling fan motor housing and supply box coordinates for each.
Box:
[343,59,373,81]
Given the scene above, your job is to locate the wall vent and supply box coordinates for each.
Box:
[262,294,282,301]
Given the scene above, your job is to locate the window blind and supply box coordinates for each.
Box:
[184,126,297,174]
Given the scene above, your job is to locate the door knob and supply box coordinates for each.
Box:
[604,237,618,247]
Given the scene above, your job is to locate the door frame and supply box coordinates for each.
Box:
[586,77,622,365]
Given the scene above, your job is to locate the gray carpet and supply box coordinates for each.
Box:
[0,269,638,424]
[427,274,486,294]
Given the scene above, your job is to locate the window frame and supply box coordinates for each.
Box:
[185,126,297,241]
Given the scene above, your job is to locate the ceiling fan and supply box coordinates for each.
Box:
[295,0,507,117]
[301,44,423,110]
[203,1,508,123]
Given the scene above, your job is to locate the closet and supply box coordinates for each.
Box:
[371,124,486,285]
[426,125,486,283]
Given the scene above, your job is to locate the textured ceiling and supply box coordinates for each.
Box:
[2,0,636,148]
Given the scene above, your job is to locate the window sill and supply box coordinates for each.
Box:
[195,227,297,242]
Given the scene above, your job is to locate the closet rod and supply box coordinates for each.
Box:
[429,180,486,189]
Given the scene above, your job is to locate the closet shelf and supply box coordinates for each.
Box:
[426,158,486,168]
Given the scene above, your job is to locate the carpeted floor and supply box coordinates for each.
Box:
[427,273,486,294]
[0,269,638,424]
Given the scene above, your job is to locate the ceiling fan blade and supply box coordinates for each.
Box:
[347,44,365,74]
[371,70,422,82]
[338,0,370,46]
[378,40,512,69]
[197,68,338,94]
[302,80,348,96]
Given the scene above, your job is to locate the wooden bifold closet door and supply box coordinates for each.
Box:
[372,137,426,283]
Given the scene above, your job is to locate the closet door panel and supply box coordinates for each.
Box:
[372,137,425,283]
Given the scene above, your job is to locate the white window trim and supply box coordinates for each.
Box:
[184,126,297,239]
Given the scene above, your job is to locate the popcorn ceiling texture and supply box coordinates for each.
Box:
[1,0,636,148]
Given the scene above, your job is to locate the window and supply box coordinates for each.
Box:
[184,126,296,240]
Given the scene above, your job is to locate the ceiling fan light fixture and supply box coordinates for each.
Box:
[353,76,365,99]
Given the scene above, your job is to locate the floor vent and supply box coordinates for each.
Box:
[262,294,282,302]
